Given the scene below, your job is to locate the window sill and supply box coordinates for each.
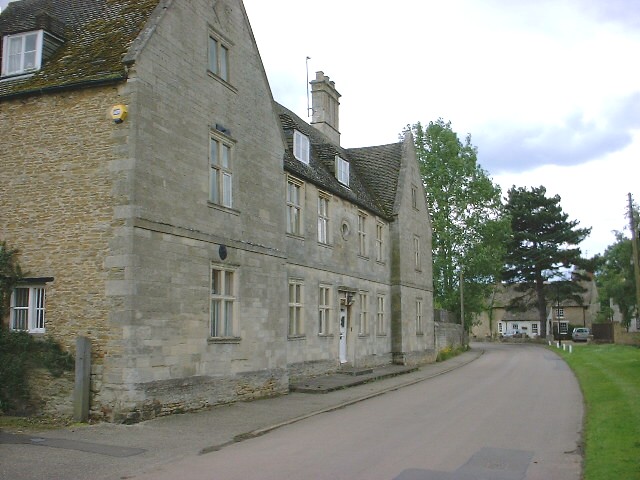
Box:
[317,241,333,249]
[318,333,334,338]
[207,202,240,216]
[286,233,305,241]
[416,332,424,337]
[207,70,238,94]
[357,254,370,261]
[358,333,369,338]
[287,334,306,341]
[376,333,388,337]
[208,336,241,344]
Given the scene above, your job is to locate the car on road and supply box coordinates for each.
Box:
[502,330,520,338]
[572,327,590,342]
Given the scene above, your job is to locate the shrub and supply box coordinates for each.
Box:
[0,328,74,414]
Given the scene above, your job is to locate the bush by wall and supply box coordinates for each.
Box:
[0,328,74,414]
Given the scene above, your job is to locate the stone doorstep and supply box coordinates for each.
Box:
[289,364,418,394]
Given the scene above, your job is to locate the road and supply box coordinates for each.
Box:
[135,344,583,480]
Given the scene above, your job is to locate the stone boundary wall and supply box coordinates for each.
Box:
[435,322,464,352]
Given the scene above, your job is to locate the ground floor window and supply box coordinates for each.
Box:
[532,323,538,334]
[10,286,46,333]
[498,323,503,333]
[210,267,236,337]
[416,298,423,334]
[318,285,331,335]
[376,294,385,335]
[289,280,304,337]
[359,292,369,335]
[559,322,568,334]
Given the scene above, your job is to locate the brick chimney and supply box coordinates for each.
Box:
[310,71,341,145]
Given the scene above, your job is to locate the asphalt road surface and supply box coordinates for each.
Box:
[135,343,583,480]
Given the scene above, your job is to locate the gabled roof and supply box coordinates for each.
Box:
[275,102,402,221]
[0,0,160,98]
[490,279,597,321]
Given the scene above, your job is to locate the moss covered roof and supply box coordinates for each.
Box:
[0,0,160,98]
[275,102,402,220]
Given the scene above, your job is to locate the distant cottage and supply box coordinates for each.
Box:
[1,0,436,421]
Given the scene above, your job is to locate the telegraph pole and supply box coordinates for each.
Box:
[628,193,640,320]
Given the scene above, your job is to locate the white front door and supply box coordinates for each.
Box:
[339,307,347,364]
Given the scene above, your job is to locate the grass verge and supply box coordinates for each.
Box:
[555,343,640,480]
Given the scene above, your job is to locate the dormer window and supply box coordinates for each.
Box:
[293,130,309,164]
[2,30,43,76]
[335,156,349,186]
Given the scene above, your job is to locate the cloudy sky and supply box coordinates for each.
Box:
[242,0,640,257]
[2,0,638,256]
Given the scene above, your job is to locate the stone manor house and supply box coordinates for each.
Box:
[0,0,435,421]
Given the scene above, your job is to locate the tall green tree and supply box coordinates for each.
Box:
[407,119,509,328]
[502,186,591,337]
[596,232,637,330]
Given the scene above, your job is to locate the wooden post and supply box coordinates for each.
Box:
[73,336,91,422]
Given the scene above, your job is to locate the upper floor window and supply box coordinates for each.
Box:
[10,286,45,333]
[414,235,421,270]
[416,298,423,335]
[209,132,234,208]
[358,212,367,257]
[412,186,419,210]
[286,177,303,236]
[335,156,349,186]
[556,307,565,318]
[208,34,229,81]
[318,193,330,244]
[293,130,310,164]
[210,267,237,338]
[375,221,384,262]
[2,31,43,77]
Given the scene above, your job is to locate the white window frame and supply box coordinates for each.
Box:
[2,30,43,77]
[359,292,369,336]
[498,322,503,333]
[210,266,237,338]
[335,156,349,186]
[559,321,569,334]
[208,33,230,82]
[318,285,331,335]
[416,298,423,335]
[209,132,234,208]
[286,177,303,236]
[358,212,367,257]
[289,280,304,337]
[293,130,310,164]
[10,285,46,333]
[532,323,539,334]
[556,307,565,318]
[376,294,385,335]
[318,193,330,244]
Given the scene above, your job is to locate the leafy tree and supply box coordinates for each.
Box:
[502,186,591,337]
[596,232,637,330]
[0,241,23,323]
[407,119,509,328]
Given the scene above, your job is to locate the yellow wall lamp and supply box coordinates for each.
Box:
[110,104,128,124]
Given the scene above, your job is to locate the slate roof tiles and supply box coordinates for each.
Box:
[0,0,160,97]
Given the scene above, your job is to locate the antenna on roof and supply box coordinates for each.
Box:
[306,56,311,117]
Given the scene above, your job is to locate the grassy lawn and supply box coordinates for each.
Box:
[555,343,640,480]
